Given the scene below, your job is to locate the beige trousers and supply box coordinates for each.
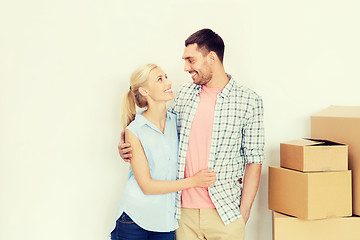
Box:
[176,208,245,240]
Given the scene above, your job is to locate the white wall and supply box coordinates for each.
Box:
[1,0,360,239]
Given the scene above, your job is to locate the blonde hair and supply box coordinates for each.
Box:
[121,63,159,128]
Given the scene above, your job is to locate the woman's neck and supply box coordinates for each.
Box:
[142,103,167,133]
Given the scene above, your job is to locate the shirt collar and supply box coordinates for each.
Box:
[193,73,234,98]
[134,110,173,134]
[218,74,234,98]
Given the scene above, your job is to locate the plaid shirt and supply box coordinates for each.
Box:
[170,75,265,226]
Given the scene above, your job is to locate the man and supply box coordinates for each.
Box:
[119,29,264,240]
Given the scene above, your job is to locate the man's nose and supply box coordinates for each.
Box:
[184,63,191,72]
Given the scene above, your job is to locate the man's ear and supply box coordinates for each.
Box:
[138,87,149,97]
[208,51,217,63]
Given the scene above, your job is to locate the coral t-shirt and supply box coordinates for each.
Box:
[181,85,223,209]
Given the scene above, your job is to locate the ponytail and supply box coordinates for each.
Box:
[120,63,159,128]
[121,89,136,129]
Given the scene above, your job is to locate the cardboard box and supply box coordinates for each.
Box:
[273,211,360,240]
[280,138,348,172]
[268,166,352,220]
[311,106,360,215]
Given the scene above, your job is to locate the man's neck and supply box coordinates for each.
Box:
[205,70,229,88]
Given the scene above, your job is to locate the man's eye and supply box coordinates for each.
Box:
[158,78,162,81]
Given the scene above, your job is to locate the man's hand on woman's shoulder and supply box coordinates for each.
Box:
[118,130,132,162]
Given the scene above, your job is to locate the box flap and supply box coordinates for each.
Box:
[282,139,322,147]
[312,105,360,118]
[303,138,347,146]
[282,138,345,147]
[273,211,295,219]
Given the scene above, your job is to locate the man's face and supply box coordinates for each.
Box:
[182,43,213,86]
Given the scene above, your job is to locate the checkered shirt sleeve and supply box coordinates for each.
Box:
[171,76,265,226]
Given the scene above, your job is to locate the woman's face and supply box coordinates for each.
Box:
[144,67,174,102]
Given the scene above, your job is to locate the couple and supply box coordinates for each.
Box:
[113,29,265,240]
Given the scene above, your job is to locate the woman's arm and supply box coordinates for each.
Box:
[125,129,216,195]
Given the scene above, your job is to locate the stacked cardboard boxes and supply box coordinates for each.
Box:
[273,211,360,240]
[268,138,354,239]
[311,106,360,216]
[269,138,352,219]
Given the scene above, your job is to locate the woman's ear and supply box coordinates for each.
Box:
[138,87,149,97]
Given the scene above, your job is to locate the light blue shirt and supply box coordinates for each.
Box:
[113,111,179,232]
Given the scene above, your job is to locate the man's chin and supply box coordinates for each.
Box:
[193,78,209,86]
[193,80,203,85]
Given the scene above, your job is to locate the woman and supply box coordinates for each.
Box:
[111,64,216,240]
